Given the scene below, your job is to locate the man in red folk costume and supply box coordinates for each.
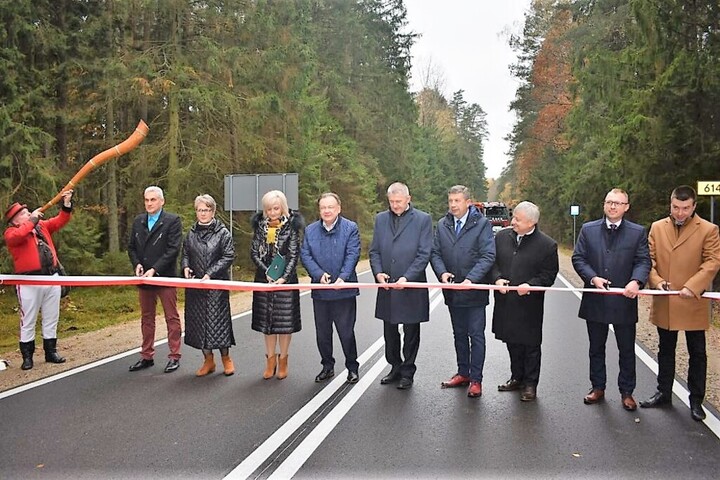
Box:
[4,190,74,370]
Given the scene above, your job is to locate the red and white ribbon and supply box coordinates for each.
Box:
[1,274,718,299]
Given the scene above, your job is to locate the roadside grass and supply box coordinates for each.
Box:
[0,285,185,354]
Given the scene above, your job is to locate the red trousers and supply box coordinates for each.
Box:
[138,287,182,360]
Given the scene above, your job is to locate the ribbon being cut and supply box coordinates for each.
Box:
[0,273,717,299]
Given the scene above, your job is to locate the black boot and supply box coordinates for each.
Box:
[43,338,66,364]
[19,341,35,370]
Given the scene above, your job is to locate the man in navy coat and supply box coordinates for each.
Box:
[572,188,651,411]
[431,185,495,398]
[369,182,433,390]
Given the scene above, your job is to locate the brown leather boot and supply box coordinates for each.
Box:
[277,355,289,380]
[196,352,215,377]
[221,354,235,376]
[263,354,278,379]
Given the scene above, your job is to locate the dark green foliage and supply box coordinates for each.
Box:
[1,0,491,280]
[505,0,720,243]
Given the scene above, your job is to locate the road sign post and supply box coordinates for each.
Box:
[697,181,719,224]
[570,205,580,246]
[223,173,299,279]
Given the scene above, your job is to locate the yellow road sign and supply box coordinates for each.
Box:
[697,181,720,196]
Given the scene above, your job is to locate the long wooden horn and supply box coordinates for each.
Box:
[40,120,150,212]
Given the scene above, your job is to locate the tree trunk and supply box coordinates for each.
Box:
[106,0,119,253]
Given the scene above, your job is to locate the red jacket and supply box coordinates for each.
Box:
[4,208,72,274]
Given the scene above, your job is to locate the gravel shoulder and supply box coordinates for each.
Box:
[1,256,718,411]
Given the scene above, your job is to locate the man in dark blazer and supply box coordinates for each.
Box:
[431,185,495,398]
[572,188,651,411]
[492,201,558,402]
[127,185,183,373]
[369,182,433,390]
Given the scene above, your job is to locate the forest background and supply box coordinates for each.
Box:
[1,0,719,351]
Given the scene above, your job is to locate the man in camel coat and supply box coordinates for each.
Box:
[639,185,720,421]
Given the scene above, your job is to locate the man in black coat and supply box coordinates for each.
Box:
[492,201,558,402]
[572,188,650,411]
[127,186,183,373]
[431,185,495,398]
[369,182,432,390]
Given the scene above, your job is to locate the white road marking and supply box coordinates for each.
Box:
[226,287,443,479]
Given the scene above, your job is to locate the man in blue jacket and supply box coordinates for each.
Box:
[300,193,361,384]
[431,185,496,398]
[572,188,651,411]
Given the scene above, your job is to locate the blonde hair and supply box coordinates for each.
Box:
[261,190,289,217]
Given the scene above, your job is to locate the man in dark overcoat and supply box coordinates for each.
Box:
[572,188,650,411]
[491,201,558,402]
[430,185,495,398]
[369,182,433,390]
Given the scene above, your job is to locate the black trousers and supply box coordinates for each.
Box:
[587,321,636,394]
[657,327,706,403]
[384,322,420,379]
[313,297,359,373]
[506,342,541,387]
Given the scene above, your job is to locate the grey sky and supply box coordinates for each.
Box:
[405,0,531,179]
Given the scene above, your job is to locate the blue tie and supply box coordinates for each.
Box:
[455,219,462,236]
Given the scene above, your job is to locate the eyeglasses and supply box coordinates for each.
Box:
[195,208,213,213]
[604,201,628,207]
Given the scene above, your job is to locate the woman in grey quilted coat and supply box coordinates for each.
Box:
[250,190,304,380]
[182,194,236,377]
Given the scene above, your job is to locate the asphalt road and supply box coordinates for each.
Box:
[1,269,719,479]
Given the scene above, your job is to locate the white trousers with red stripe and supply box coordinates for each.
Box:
[16,273,61,343]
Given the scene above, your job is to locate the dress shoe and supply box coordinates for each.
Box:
[621,394,637,411]
[315,369,334,382]
[441,374,470,389]
[163,359,180,373]
[347,371,359,384]
[498,378,522,392]
[520,385,537,402]
[639,391,672,408]
[397,377,413,390]
[583,388,605,404]
[467,381,482,398]
[129,358,154,372]
[380,369,401,385]
[690,402,706,421]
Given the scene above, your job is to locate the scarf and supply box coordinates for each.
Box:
[265,216,287,245]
